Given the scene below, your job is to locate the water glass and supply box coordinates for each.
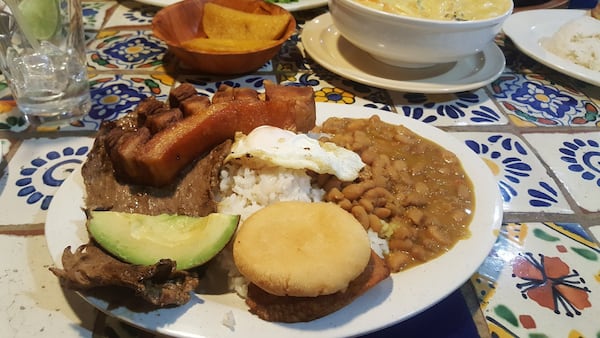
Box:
[0,0,91,123]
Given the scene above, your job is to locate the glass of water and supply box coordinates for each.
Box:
[0,0,91,123]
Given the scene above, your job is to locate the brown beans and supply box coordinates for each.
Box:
[351,205,369,229]
[373,207,391,219]
[325,187,344,202]
[385,251,411,273]
[318,115,474,272]
[341,181,373,200]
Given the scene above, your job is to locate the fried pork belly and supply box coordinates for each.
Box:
[50,242,199,306]
[244,251,391,323]
[105,81,315,187]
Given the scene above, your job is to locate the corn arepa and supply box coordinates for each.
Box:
[233,201,372,297]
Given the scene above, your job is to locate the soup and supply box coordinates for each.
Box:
[353,0,512,21]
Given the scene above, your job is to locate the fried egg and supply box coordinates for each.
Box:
[225,125,365,181]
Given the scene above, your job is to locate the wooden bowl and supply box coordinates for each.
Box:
[152,0,296,75]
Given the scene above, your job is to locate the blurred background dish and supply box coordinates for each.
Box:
[139,0,327,11]
[152,0,295,75]
[328,0,513,68]
[503,9,600,86]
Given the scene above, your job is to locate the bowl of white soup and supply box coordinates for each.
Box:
[328,0,513,67]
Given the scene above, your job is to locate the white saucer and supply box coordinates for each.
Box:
[301,13,506,93]
[503,9,600,87]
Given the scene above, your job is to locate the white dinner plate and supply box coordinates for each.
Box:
[301,13,506,93]
[503,9,600,86]
[45,102,502,338]
[139,0,327,11]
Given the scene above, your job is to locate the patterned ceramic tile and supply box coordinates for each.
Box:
[14,73,174,133]
[490,68,600,127]
[103,1,159,28]
[83,1,117,31]
[388,88,509,126]
[84,73,174,128]
[524,132,600,212]
[87,30,167,71]
[0,137,93,226]
[0,99,29,132]
[472,222,600,338]
[451,132,573,213]
[282,72,393,111]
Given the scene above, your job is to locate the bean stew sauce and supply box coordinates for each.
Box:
[315,116,475,272]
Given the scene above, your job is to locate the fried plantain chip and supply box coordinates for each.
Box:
[203,3,290,41]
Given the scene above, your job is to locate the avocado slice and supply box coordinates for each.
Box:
[87,211,240,270]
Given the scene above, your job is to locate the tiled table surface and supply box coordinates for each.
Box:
[1,1,599,337]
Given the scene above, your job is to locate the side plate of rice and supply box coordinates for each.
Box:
[503,9,600,86]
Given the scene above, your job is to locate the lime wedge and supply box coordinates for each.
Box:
[18,0,60,40]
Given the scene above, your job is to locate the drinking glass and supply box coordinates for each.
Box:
[0,0,91,123]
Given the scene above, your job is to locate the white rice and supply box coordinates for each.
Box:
[218,163,325,222]
[215,163,326,297]
[542,15,600,72]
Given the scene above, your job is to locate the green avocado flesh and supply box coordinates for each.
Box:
[87,211,240,270]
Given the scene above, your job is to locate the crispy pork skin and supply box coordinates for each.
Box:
[104,81,315,187]
[264,81,316,132]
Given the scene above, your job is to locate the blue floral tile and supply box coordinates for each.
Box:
[85,73,173,129]
[490,68,600,127]
[282,72,393,111]
[0,137,93,225]
[103,1,159,28]
[451,132,573,213]
[524,132,600,212]
[27,73,172,132]
[87,30,166,71]
[388,88,508,126]
[83,1,117,31]
[472,222,600,338]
